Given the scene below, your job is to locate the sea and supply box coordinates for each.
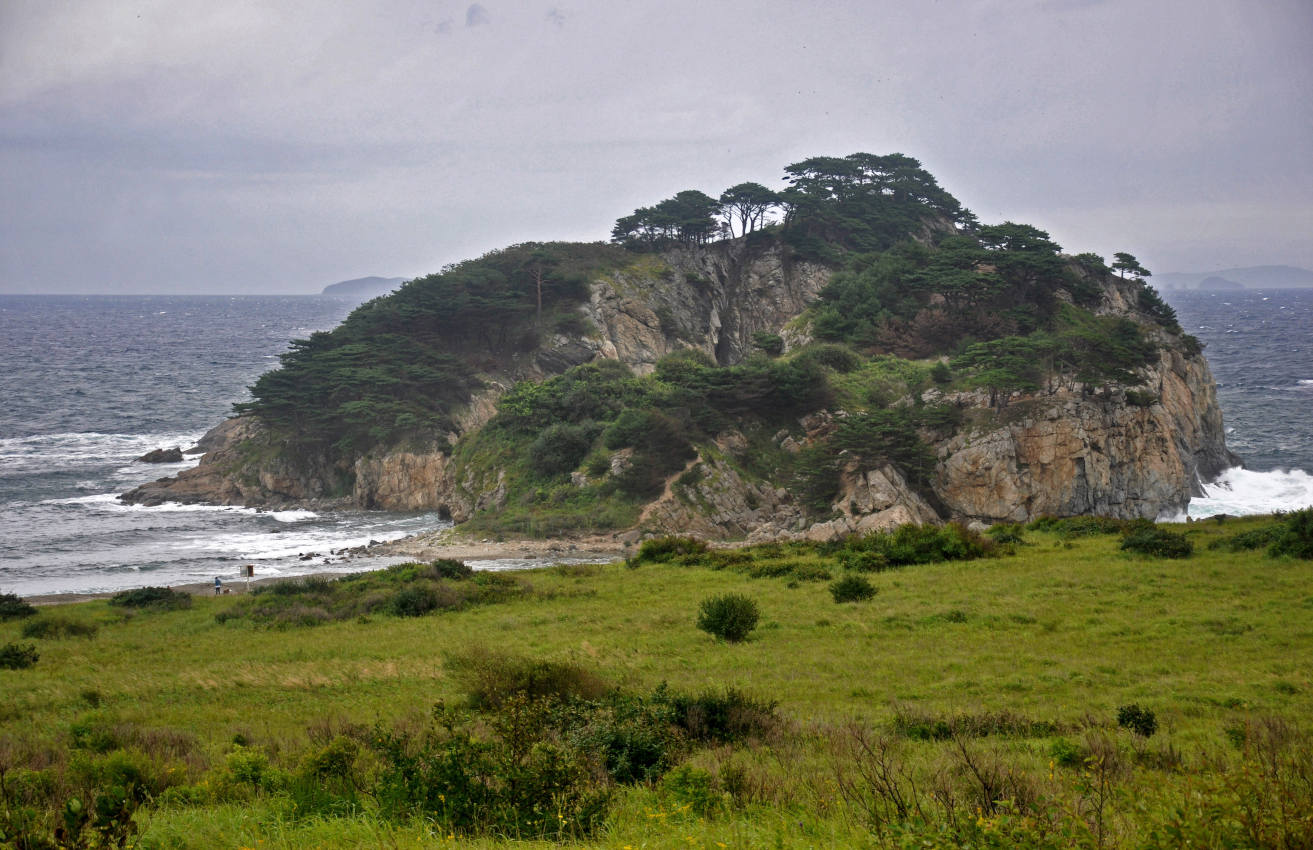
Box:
[0,295,454,599]
[1,289,1311,598]
[1164,288,1313,517]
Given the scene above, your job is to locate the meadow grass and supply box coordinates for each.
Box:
[2,515,1310,847]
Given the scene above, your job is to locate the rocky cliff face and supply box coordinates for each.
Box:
[575,245,830,372]
[123,417,343,507]
[123,241,1237,537]
[930,346,1235,523]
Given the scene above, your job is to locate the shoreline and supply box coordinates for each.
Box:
[26,530,631,606]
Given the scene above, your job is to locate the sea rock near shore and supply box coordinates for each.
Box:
[137,447,184,463]
[122,417,341,507]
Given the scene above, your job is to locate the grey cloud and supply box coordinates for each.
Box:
[0,0,1310,294]
[465,4,489,27]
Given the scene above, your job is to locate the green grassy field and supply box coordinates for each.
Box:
[2,515,1311,849]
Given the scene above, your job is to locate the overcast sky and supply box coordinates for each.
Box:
[2,0,1310,294]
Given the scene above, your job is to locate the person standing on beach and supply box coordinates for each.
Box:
[214,577,222,595]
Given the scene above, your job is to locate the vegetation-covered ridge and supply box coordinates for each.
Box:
[2,512,1311,847]
[163,151,1213,527]
[233,241,626,464]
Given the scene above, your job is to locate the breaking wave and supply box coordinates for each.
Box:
[1188,467,1313,518]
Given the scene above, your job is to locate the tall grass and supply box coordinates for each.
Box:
[1,515,1310,847]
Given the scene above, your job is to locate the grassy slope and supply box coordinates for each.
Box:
[2,516,1310,848]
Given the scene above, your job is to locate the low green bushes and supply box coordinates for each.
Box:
[891,705,1061,741]
[216,560,520,627]
[631,535,709,564]
[1208,524,1283,552]
[830,574,877,603]
[388,585,440,617]
[1120,522,1193,558]
[1269,507,1313,558]
[840,522,993,568]
[0,592,37,621]
[986,522,1026,544]
[1117,703,1158,738]
[0,642,39,669]
[696,593,760,642]
[20,614,98,639]
[431,558,475,580]
[109,586,193,611]
[1028,514,1128,537]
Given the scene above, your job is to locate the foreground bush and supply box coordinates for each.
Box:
[662,686,779,744]
[632,535,709,564]
[1117,703,1158,737]
[1120,522,1193,558]
[1269,507,1313,559]
[0,592,37,621]
[363,656,779,839]
[447,647,609,710]
[0,642,39,669]
[20,614,98,639]
[109,586,193,610]
[830,574,877,603]
[371,699,610,840]
[696,593,759,642]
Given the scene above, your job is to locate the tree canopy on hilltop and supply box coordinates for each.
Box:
[610,152,974,255]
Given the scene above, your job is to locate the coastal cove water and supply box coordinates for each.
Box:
[1,290,1310,598]
[1164,289,1313,517]
[0,295,450,598]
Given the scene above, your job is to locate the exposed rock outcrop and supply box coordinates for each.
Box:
[137,447,183,463]
[931,347,1236,522]
[579,245,830,371]
[353,451,454,512]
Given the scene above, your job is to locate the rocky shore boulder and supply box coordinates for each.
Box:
[137,447,184,463]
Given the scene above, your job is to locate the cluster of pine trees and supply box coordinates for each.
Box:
[611,152,973,252]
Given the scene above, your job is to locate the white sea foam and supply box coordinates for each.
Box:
[40,493,317,522]
[1188,467,1313,518]
[226,530,410,561]
[0,431,206,472]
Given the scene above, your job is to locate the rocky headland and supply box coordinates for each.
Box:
[124,153,1237,542]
